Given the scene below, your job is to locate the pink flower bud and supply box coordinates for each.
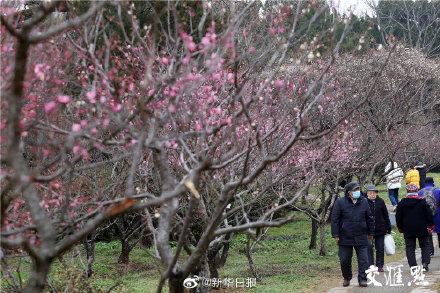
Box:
[44,101,57,113]
[274,79,284,88]
[188,42,196,51]
[73,145,81,154]
[57,95,71,104]
[86,91,96,104]
[72,123,81,132]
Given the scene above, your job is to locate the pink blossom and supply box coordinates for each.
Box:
[72,123,81,132]
[73,145,81,154]
[161,57,170,65]
[201,37,211,46]
[187,42,196,52]
[42,149,51,157]
[182,56,190,65]
[80,148,89,160]
[213,73,221,80]
[111,103,122,112]
[168,104,176,113]
[195,121,203,131]
[44,101,57,113]
[57,95,70,104]
[86,91,96,103]
[249,47,256,53]
[51,181,61,189]
[34,64,47,81]
[274,79,284,88]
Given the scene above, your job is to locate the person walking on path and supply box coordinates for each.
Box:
[418,177,440,256]
[415,161,427,189]
[331,182,374,287]
[384,161,404,212]
[365,184,391,272]
[405,166,421,189]
[396,183,434,271]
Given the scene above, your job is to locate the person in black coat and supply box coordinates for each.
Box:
[365,184,391,272]
[331,182,375,287]
[415,162,427,189]
[396,183,434,271]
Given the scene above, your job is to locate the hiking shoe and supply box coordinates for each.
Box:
[423,265,429,272]
[359,281,368,287]
[378,267,384,272]
[343,279,350,287]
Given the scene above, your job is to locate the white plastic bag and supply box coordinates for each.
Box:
[384,234,395,255]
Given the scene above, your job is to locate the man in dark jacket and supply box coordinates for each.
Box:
[365,184,391,272]
[331,182,375,287]
[415,162,427,189]
[396,183,434,271]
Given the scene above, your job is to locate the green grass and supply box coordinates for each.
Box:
[5,170,438,293]
[222,214,341,293]
[3,212,408,293]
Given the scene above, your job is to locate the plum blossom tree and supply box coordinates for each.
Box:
[0,1,411,293]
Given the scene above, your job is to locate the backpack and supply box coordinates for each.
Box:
[424,187,437,214]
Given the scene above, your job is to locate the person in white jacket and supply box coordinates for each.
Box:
[385,161,404,211]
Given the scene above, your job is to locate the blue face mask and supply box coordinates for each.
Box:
[352,190,361,199]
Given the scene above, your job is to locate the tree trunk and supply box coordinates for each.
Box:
[84,234,95,277]
[218,235,231,267]
[168,271,185,293]
[196,255,210,293]
[207,249,219,280]
[23,260,50,293]
[319,223,327,256]
[309,218,318,249]
[245,235,258,279]
[118,239,131,264]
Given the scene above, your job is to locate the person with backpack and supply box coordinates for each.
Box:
[384,161,404,212]
[396,184,434,271]
[365,184,391,272]
[331,182,374,287]
[405,166,420,189]
[415,162,427,189]
[419,177,440,256]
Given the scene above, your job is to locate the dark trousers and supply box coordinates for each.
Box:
[368,235,385,268]
[338,245,369,282]
[405,236,431,267]
[429,235,434,255]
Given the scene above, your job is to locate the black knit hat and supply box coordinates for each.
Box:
[345,182,360,194]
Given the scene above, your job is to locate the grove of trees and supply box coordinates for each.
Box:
[1,1,439,293]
